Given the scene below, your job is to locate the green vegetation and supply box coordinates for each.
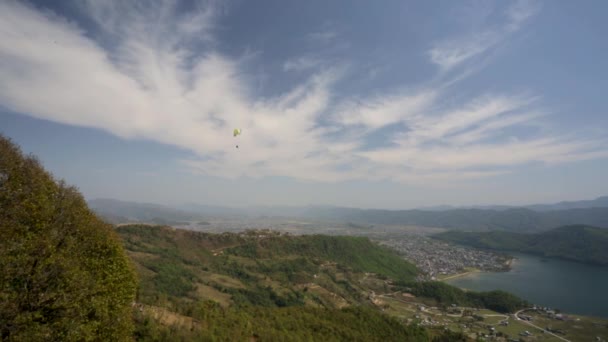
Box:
[226,232,418,282]
[434,225,608,265]
[119,225,468,340]
[134,302,432,341]
[394,281,528,313]
[117,226,417,312]
[430,330,468,342]
[0,135,138,341]
[119,223,544,340]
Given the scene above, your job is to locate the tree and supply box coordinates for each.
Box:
[0,135,137,341]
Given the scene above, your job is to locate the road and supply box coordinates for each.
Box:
[514,308,571,342]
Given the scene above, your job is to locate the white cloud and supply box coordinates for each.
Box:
[506,0,542,32]
[0,0,604,186]
[333,89,438,130]
[283,56,322,72]
[429,31,499,71]
[429,0,540,71]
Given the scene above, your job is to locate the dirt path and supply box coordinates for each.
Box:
[440,270,479,281]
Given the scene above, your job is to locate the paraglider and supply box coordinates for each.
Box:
[233,128,242,148]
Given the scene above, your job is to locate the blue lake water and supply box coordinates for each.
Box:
[446,253,608,318]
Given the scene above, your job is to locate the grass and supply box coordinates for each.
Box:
[206,273,246,289]
[483,315,507,325]
[194,284,232,307]
[523,312,608,342]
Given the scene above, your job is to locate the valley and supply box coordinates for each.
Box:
[118,224,608,341]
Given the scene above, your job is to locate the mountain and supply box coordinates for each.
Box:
[433,225,608,266]
[413,205,458,211]
[92,198,608,232]
[300,206,608,232]
[525,196,608,211]
[119,225,430,340]
[119,224,526,340]
[88,198,204,223]
[178,203,311,218]
[412,196,608,212]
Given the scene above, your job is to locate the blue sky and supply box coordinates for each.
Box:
[1,0,607,209]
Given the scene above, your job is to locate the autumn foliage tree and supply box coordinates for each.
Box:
[0,135,137,341]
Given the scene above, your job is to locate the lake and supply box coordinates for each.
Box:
[446,253,608,318]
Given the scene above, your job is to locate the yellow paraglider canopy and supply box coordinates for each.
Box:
[233,128,242,148]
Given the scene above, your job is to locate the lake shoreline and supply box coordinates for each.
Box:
[445,252,608,318]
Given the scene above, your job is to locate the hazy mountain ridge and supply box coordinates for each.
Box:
[90,197,608,232]
[88,198,205,224]
[415,196,608,212]
[525,196,608,211]
[433,225,608,266]
[296,206,608,232]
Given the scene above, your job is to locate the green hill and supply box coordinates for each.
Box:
[118,225,450,340]
[118,224,534,340]
[0,135,137,341]
[226,232,418,282]
[434,225,608,265]
[117,225,418,310]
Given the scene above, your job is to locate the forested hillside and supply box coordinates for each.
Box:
[118,225,418,311]
[0,135,137,341]
[393,281,528,314]
[118,224,535,340]
[119,225,450,340]
[434,225,608,265]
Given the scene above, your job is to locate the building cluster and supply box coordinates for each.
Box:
[380,236,511,279]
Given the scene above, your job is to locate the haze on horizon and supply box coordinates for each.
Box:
[1,0,607,210]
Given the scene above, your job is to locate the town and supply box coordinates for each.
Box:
[379,235,512,279]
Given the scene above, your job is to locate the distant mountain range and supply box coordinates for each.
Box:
[88,198,205,224]
[415,196,608,212]
[88,196,608,232]
[525,196,608,211]
[299,206,608,232]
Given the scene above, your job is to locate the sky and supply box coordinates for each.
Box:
[1,0,607,209]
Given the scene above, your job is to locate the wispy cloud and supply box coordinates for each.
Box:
[283,56,323,72]
[429,0,541,71]
[0,0,604,186]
